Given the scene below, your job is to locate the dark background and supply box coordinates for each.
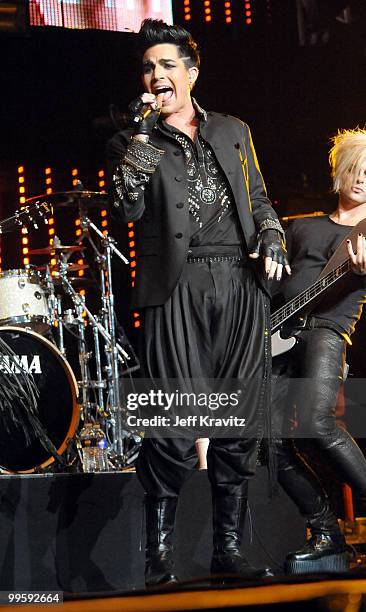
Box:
[0,0,365,355]
[1,1,365,207]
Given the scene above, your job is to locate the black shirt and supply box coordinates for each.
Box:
[159,120,243,249]
[276,216,366,336]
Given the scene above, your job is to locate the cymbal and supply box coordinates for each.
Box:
[29,245,86,255]
[36,263,89,273]
[25,191,108,209]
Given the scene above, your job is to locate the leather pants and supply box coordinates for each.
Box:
[272,327,366,494]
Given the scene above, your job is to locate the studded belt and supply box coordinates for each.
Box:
[186,254,243,264]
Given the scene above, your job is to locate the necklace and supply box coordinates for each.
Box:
[195,136,217,204]
[172,131,231,227]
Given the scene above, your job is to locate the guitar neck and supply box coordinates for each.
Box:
[270,258,350,331]
[0,202,51,234]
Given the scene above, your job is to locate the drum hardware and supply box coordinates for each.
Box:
[66,214,140,467]
[78,380,107,390]
[54,295,66,357]
[76,216,137,465]
[25,191,109,211]
[91,316,106,414]
[55,276,94,287]
[35,263,89,273]
[57,274,130,361]
[28,244,86,256]
[56,269,129,450]
[0,198,141,471]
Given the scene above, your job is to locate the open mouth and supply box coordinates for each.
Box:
[154,86,174,104]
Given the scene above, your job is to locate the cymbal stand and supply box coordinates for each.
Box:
[79,216,130,461]
[58,262,130,449]
[63,303,105,423]
[56,295,66,357]
[43,266,66,357]
[74,297,92,422]
[91,318,105,415]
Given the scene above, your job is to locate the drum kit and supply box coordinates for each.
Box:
[0,192,140,474]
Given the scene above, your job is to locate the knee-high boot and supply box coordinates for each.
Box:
[144,497,179,587]
[211,495,273,580]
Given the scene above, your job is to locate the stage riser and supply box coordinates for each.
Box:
[0,469,305,593]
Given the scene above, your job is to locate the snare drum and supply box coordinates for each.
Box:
[0,326,79,473]
[0,269,50,333]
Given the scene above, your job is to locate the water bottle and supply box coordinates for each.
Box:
[80,423,109,472]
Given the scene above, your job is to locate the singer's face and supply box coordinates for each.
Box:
[142,44,196,116]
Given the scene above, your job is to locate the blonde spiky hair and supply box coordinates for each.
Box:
[329,128,366,193]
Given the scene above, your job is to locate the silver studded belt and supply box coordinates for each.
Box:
[186,255,243,264]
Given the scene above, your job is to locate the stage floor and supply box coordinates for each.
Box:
[0,468,305,594]
[4,574,366,612]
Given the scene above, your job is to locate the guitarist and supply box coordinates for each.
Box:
[272,128,366,574]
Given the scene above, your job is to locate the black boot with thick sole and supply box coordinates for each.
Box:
[285,499,349,574]
[277,450,349,575]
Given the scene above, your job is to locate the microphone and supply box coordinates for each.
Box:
[133,89,169,123]
[133,104,155,123]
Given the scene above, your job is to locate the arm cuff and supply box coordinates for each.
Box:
[258,218,286,240]
[124,136,165,174]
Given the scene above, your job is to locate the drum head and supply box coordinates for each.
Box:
[0,326,78,473]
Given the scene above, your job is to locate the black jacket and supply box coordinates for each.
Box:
[107,109,279,308]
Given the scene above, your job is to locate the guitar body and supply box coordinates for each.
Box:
[271,329,297,357]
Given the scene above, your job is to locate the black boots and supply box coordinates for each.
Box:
[144,497,179,587]
[211,495,273,580]
[144,494,274,586]
[276,443,349,574]
[285,497,349,574]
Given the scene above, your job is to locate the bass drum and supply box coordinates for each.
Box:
[0,326,79,474]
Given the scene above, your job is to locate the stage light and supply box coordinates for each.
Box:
[18,165,28,266]
[70,169,86,290]
[244,0,252,25]
[224,1,232,24]
[0,2,26,32]
[183,0,191,21]
[204,0,212,22]
[98,168,108,237]
[44,167,55,271]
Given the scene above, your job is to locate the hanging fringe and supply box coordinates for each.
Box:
[0,337,61,462]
